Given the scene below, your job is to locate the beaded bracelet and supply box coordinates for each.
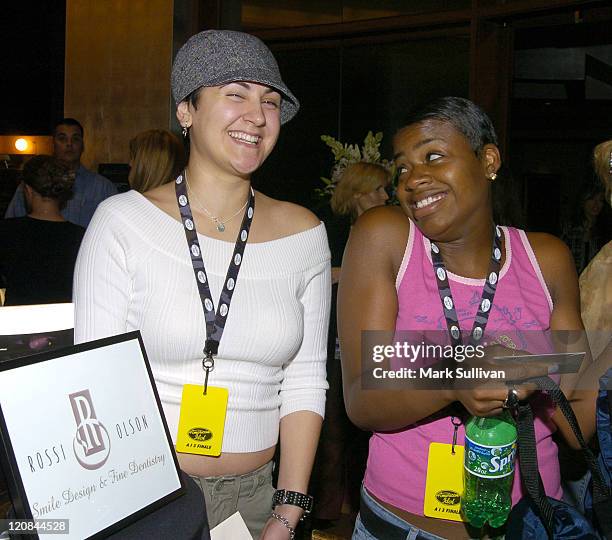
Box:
[270,512,295,539]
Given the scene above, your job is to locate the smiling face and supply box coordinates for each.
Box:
[393,119,500,241]
[177,81,281,178]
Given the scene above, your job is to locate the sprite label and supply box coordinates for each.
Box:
[464,436,517,478]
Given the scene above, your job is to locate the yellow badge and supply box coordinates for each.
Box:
[423,442,466,522]
[176,384,228,457]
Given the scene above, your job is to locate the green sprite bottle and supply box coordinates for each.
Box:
[462,411,517,528]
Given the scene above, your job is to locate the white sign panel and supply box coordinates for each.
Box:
[0,303,73,335]
[0,333,183,539]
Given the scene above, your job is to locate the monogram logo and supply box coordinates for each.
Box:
[69,390,111,470]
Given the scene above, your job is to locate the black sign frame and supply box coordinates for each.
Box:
[0,331,185,540]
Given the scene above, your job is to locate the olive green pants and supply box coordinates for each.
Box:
[190,461,275,539]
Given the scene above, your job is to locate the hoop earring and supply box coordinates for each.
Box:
[488,172,497,181]
[182,125,188,138]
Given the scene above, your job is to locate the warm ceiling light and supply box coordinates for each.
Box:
[15,138,28,152]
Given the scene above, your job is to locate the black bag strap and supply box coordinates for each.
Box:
[515,376,612,538]
[535,377,612,537]
[516,400,556,538]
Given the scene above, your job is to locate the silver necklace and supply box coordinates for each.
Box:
[185,174,249,232]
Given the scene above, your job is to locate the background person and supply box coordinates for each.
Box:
[4,118,117,227]
[338,97,597,539]
[311,161,390,529]
[559,138,612,523]
[331,161,391,223]
[579,140,612,362]
[73,30,330,539]
[562,185,611,274]
[128,129,186,193]
[0,155,84,305]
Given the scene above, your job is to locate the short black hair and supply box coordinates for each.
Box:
[53,118,84,138]
[186,87,203,110]
[400,97,498,155]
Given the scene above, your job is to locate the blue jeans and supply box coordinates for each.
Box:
[562,469,592,515]
[352,486,446,540]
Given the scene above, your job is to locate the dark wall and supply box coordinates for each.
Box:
[254,36,469,211]
[0,4,65,135]
[252,46,341,208]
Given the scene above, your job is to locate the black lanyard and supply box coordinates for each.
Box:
[175,171,255,393]
[429,225,503,448]
[430,225,503,348]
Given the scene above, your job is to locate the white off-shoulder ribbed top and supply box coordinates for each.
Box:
[73,190,330,452]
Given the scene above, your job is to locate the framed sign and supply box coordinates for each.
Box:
[0,331,184,539]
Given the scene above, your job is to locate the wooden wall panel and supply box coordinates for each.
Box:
[64,0,174,169]
[470,19,513,158]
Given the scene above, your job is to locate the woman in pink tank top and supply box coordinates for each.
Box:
[338,97,598,539]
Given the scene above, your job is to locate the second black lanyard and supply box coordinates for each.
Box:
[429,225,503,450]
[430,225,503,348]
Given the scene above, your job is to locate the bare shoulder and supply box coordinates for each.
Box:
[143,182,175,205]
[347,205,411,272]
[256,192,320,236]
[142,182,179,217]
[526,232,574,271]
[352,205,411,246]
[526,231,578,299]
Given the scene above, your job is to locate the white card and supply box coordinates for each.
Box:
[210,511,253,540]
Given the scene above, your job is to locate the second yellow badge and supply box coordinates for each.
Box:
[176,384,228,457]
[423,442,466,522]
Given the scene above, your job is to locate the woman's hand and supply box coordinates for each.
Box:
[259,517,293,540]
[259,505,303,539]
[451,344,548,417]
[452,384,528,417]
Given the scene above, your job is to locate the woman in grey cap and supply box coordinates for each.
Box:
[74,30,330,539]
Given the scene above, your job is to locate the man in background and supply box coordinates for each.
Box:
[4,118,117,227]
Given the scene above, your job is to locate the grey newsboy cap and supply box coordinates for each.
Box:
[172,30,299,124]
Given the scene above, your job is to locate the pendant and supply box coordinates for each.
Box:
[216,222,225,232]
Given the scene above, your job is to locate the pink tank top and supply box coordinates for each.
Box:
[363,224,562,516]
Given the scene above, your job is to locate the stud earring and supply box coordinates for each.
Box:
[488,172,497,181]
[182,125,189,138]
